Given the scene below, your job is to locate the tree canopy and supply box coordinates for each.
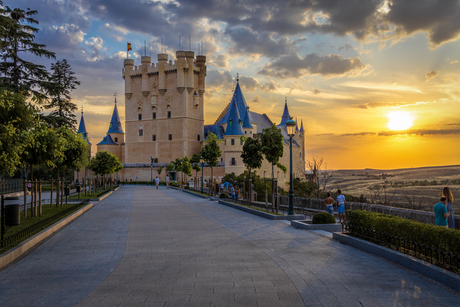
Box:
[241,136,263,182]
[90,151,122,176]
[260,124,285,178]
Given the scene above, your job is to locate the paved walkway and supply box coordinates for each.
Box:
[1,186,460,307]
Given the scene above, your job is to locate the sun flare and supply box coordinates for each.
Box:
[387,111,414,131]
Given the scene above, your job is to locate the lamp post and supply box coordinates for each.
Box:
[286,118,296,215]
[150,156,154,182]
[200,157,204,194]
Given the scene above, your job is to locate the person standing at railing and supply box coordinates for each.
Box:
[442,187,455,229]
[324,192,335,216]
[336,190,345,224]
[434,197,450,227]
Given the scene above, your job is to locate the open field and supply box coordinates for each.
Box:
[325,165,460,212]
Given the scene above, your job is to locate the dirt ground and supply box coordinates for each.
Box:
[324,165,460,212]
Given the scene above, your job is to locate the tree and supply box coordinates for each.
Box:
[260,125,285,179]
[0,90,35,176]
[157,166,164,179]
[90,151,123,188]
[173,158,183,184]
[0,5,55,98]
[181,156,192,185]
[200,133,222,195]
[190,153,201,178]
[241,136,263,185]
[43,59,80,129]
[55,126,90,176]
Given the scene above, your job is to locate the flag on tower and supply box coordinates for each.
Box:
[127,42,132,51]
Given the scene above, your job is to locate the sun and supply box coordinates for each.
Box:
[387,111,414,130]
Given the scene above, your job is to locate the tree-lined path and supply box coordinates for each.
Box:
[1,186,460,306]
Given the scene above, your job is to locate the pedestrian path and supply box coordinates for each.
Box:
[1,186,459,306]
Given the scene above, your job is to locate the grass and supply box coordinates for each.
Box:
[67,190,111,200]
[3,201,88,240]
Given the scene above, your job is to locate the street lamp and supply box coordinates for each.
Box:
[200,156,204,194]
[150,155,154,182]
[286,117,296,215]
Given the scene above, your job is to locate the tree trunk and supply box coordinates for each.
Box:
[56,169,60,208]
[210,167,213,196]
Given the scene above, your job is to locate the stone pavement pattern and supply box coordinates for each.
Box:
[0,186,459,306]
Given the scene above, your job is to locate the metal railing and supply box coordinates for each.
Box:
[0,200,89,250]
[343,223,460,273]
[0,179,23,194]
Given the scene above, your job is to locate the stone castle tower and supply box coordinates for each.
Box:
[122,51,206,164]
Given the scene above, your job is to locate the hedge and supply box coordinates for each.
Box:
[346,210,460,257]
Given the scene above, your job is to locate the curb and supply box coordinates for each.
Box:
[181,189,210,199]
[218,200,305,220]
[291,220,342,232]
[0,202,94,270]
[333,232,460,293]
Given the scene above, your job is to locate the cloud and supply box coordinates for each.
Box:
[252,95,260,103]
[378,128,460,137]
[312,89,321,95]
[239,76,259,92]
[426,70,439,81]
[38,24,87,55]
[341,132,377,137]
[261,80,276,92]
[210,54,228,68]
[206,69,233,89]
[259,53,366,78]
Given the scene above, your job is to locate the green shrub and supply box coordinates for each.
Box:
[346,210,460,256]
[219,192,228,198]
[312,212,336,224]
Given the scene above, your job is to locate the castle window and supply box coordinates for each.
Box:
[139,129,143,136]
[152,135,156,141]
[245,131,247,134]
[250,130,252,134]
[167,111,171,118]
[229,119,233,126]
[138,114,142,120]
[152,112,156,119]
[197,135,200,141]
[115,137,118,143]
[231,139,234,146]
[168,134,172,140]
[231,158,236,165]
[225,140,226,145]
[240,139,243,145]
[221,158,223,162]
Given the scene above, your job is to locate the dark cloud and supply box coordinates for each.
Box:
[239,76,259,92]
[206,69,233,89]
[351,101,410,109]
[426,70,438,81]
[259,53,366,78]
[341,132,377,137]
[209,54,228,68]
[261,80,277,92]
[378,128,460,136]
[252,95,260,103]
[312,89,321,95]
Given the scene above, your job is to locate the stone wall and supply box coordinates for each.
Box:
[279,195,460,228]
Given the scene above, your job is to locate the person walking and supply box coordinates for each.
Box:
[235,185,240,201]
[230,185,235,199]
[443,187,455,229]
[324,192,335,216]
[336,190,345,223]
[434,196,449,227]
[166,175,170,189]
[155,176,160,189]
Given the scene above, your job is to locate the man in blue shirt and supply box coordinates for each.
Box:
[336,190,345,223]
[434,197,449,227]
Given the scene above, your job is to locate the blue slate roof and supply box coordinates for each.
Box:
[204,124,224,139]
[77,113,91,145]
[300,121,305,132]
[242,108,253,129]
[97,134,118,145]
[224,97,244,136]
[279,102,291,126]
[107,101,124,134]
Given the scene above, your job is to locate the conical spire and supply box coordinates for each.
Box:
[225,96,244,136]
[279,97,291,126]
[300,120,305,132]
[242,107,253,129]
[107,97,124,134]
[77,108,91,145]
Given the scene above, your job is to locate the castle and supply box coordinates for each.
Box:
[76,51,306,186]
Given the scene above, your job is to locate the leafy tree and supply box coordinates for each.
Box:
[0,90,35,176]
[190,153,201,178]
[173,158,183,183]
[260,125,285,179]
[166,163,175,172]
[157,165,164,179]
[55,126,89,176]
[292,178,316,198]
[90,151,122,188]
[0,5,55,98]
[200,132,222,195]
[181,156,192,182]
[241,136,263,185]
[21,123,66,180]
[43,59,80,129]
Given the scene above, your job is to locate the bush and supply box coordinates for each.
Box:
[219,192,228,198]
[346,210,460,256]
[312,212,336,224]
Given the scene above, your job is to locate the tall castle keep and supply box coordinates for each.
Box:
[122,52,206,164]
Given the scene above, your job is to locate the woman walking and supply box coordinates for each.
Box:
[443,187,455,229]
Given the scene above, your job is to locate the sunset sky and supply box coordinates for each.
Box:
[11,0,460,170]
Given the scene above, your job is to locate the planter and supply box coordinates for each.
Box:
[291,220,342,232]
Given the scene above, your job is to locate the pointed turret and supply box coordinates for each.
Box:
[300,120,305,132]
[224,96,244,136]
[107,97,124,134]
[242,107,253,129]
[279,98,291,126]
[77,110,91,145]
